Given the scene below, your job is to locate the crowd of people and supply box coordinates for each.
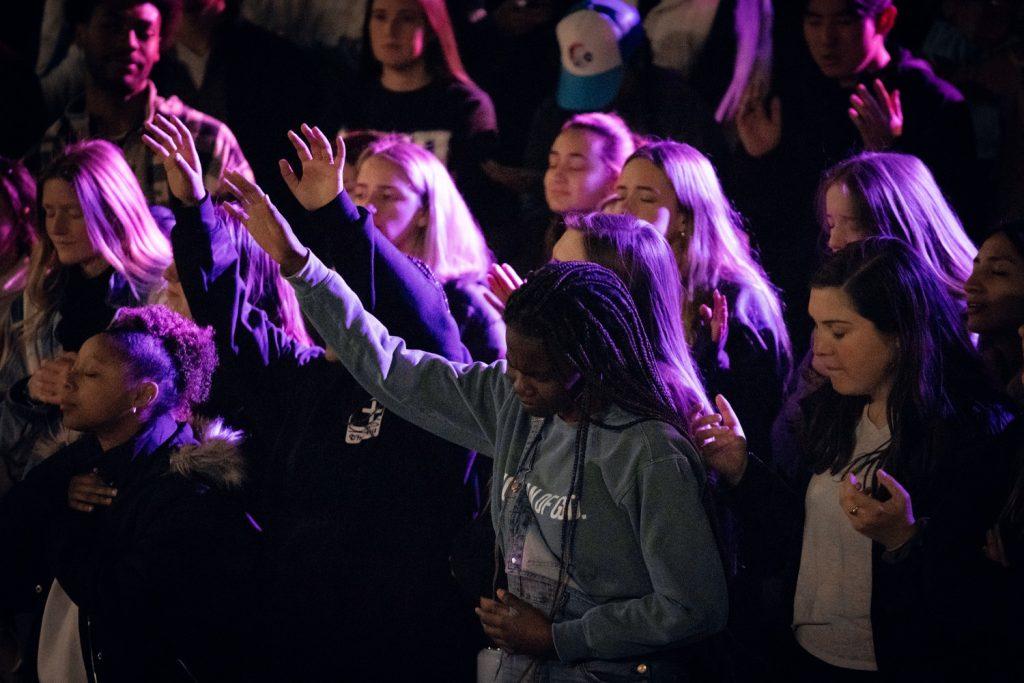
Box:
[0,0,1022,681]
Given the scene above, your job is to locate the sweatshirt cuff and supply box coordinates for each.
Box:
[552,619,590,663]
[285,250,330,294]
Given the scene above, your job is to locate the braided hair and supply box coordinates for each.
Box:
[103,305,217,422]
[503,262,702,618]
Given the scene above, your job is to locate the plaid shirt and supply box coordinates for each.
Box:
[32,81,253,205]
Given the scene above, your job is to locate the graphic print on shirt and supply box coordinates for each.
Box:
[345,399,385,444]
[502,474,587,521]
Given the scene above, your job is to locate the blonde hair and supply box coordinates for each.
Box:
[358,138,490,282]
[628,141,791,361]
[28,140,171,331]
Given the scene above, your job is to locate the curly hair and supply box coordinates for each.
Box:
[104,305,217,421]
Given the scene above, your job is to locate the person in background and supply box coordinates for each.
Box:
[0,305,261,682]
[730,0,975,341]
[29,0,252,205]
[966,221,1024,404]
[694,237,1014,680]
[772,150,977,479]
[1,140,171,488]
[352,135,504,361]
[340,0,501,237]
[148,116,480,680]
[609,139,791,464]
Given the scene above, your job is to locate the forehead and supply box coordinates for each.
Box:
[78,334,121,365]
[356,155,413,187]
[805,0,860,17]
[979,233,1024,264]
[94,2,163,23]
[552,128,602,155]
[825,182,858,211]
[42,178,80,205]
[371,0,424,14]
[619,158,671,189]
[506,326,556,370]
[808,285,859,320]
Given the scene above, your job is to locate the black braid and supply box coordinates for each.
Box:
[504,263,705,621]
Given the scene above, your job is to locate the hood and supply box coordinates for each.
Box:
[169,417,246,490]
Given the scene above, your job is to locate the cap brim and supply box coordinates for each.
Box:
[556,65,623,112]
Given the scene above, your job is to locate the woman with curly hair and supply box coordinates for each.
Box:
[0,305,260,682]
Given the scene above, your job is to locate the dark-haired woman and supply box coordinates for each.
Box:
[693,237,1014,680]
[0,306,260,682]
[340,0,500,226]
[232,171,728,679]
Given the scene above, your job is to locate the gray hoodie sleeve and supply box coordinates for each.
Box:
[286,251,513,456]
[552,425,729,662]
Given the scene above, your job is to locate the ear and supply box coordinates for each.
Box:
[876,5,897,37]
[133,381,160,412]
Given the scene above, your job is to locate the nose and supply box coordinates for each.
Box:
[964,270,982,296]
[826,228,844,253]
[812,330,833,359]
[386,17,401,38]
[50,211,68,236]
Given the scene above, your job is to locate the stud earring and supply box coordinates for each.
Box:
[130,406,138,415]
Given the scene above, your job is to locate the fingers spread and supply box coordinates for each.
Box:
[288,129,314,162]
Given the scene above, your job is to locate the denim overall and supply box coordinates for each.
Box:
[488,419,676,682]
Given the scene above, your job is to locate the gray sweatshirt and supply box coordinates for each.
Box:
[287,252,728,663]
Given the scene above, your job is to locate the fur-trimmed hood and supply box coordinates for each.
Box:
[30,416,246,490]
[169,417,246,490]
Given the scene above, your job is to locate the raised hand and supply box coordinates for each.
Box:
[142,113,205,205]
[698,289,730,360]
[690,394,748,486]
[475,589,554,656]
[840,469,917,551]
[28,352,77,405]
[849,79,903,151]
[485,263,524,311]
[736,86,782,158]
[280,123,346,211]
[68,470,117,513]
[222,171,308,276]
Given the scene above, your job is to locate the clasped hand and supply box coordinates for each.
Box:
[475,589,554,656]
[839,469,917,551]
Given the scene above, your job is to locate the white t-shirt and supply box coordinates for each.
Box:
[793,407,890,671]
[37,579,88,683]
[643,0,722,75]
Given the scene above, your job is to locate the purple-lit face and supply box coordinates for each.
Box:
[809,285,897,403]
[369,0,429,70]
[77,2,162,96]
[544,128,617,215]
[505,326,578,418]
[825,182,870,252]
[965,233,1024,335]
[42,179,107,276]
[61,335,138,432]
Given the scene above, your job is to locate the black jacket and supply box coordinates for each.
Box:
[723,396,1014,680]
[170,192,481,681]
[0,415,261,683]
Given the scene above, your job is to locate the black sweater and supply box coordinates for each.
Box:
[170,192,480,681]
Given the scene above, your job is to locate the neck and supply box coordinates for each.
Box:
[79,258,111,279]
[96,417,143,452]
[178,10,221,55]
[85,79,150,138]
[981,331,1024,383]
[380,62,432,92]
[866,382,891,428]
[841,46,892,88]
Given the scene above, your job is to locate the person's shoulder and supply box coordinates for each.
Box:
[165,418,247,493]
[889,48,965,104]
[155,91,242,151]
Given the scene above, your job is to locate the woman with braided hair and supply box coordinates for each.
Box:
[227,172,728,680]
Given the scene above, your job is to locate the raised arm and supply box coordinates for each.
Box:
[225,173,514,456]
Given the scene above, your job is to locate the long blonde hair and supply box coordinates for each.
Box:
[358,138,490,282]
[628,141,791,362]
[28,140,171,330]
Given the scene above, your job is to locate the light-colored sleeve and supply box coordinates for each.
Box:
[287,251,515,456]
[552,428,729,662]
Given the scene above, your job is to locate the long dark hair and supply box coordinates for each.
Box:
[803,238,999,482]
[503,261,710,618]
